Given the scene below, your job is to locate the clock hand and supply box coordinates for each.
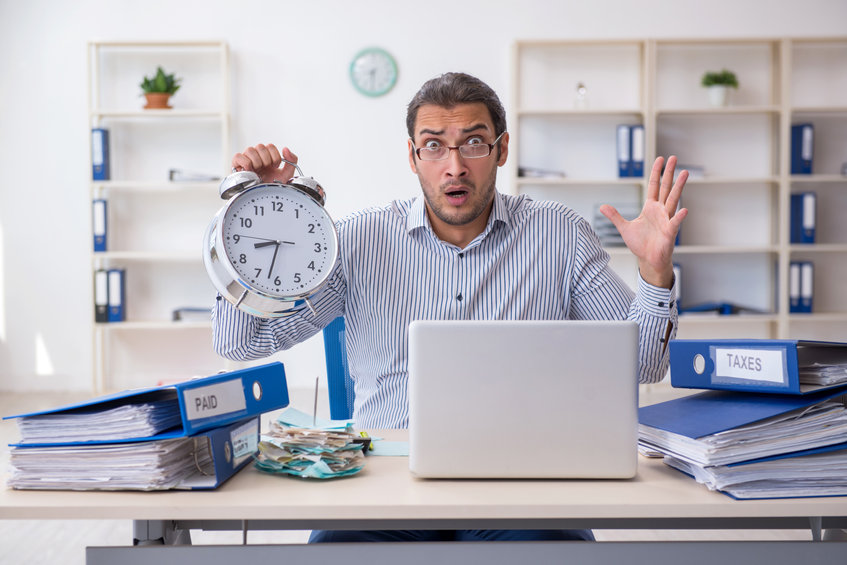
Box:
[254,240,279,249]
[267,242,280,279]
[254,240,295,249]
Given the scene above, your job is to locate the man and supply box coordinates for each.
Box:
[214,72,687,543]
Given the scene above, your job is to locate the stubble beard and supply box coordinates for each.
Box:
[419,165,498,227]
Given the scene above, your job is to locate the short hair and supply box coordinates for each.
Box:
[406,72,507,139]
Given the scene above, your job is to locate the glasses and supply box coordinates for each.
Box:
[412,131,506,161]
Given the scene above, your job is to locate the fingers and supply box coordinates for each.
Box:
[646,156,664,202]
[659,155,677,204]
[231,144,299,183]
[598,203,625,231]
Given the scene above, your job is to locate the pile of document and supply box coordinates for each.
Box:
[640,338,847,499]
[4,362,289,490]
[8,435,213,491]
[254,422,365,479]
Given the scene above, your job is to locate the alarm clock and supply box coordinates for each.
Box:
[203,160,339,318]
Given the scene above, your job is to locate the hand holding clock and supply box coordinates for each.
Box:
[232,144,299,185]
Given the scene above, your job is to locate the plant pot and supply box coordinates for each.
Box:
[143,92,172,109]
[707,85,729,107]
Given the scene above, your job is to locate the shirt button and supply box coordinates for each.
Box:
[458,253,464,258]
[457,293,463,301]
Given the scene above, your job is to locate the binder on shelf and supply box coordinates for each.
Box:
[616,124,631,177]
[672,263,682,308]
[790,192,816,244]
[91,128,110,181]
[790,123,814,175]
[630,124,645,177]
[4,362,289,444]
[94,269,108,323]
[800,261,814,314]
[789,261,801,313]
[107,268,125,322]
[669,338,847,394]
[92,198,107,252]
[7,416,260,491]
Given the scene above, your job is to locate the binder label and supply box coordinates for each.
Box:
[231,418,259,465]
[183,379,247,421]
[714,347,787,385]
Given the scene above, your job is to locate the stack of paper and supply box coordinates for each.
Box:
[639,388,847,499]
[15,398,182,444]
[256,424,365,479]
[4,362,289,490]
[8,436,211,491]
[800,362,847,386]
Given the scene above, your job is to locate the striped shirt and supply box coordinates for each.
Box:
[213,191,677,429]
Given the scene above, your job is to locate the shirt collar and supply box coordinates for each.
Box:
[407,191,511,246]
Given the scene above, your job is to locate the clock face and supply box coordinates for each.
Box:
[220,184,338,298]
[350,47,397,97]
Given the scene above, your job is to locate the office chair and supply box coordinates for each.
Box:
[322,317,355,420]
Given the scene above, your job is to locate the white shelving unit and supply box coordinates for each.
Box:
[88,40,231,392]
[511,37,847,342]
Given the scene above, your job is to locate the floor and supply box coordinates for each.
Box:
[0,383,814,565]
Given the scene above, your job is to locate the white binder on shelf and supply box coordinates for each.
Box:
[616,124,631,177]
[94,269,108,323]
[630,124,645,177]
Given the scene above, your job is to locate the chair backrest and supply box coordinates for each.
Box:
[322,317,354,420]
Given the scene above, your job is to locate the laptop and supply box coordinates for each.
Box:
[408,320,639,479]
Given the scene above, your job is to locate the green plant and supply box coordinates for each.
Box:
[140,66,182,95]
[701,69,739,88]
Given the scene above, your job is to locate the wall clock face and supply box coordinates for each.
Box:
[349,47,398,97]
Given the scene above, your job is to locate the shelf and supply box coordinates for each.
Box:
[92,180,220,192]
[656,105,781,115]
[515,177,643,186]
[90,109,226,119]
[791,106,847,115]
[92,251,200,262]
[679,313,779,324]
[95,320,211,331]
[516,108,644,117]
[790,175,847,183]
[685,176,780,185]
[674,245,778,255]
[789,243,847,253]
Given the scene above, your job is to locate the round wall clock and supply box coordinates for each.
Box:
[349,47,398,97]
[203,161,339,318]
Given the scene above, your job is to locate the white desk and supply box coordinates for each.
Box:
[2,429,847,563]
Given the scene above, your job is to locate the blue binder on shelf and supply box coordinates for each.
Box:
[4,362,289,445]
[630,124,645,177]
[107,268,125,322]
[92,198,107,251]
[790,192,816,243]
[91,127,111,181]
[616,124,631,177]
[790,123,814,175]
[669,339,847,394]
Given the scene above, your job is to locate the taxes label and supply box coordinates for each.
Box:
[183,379,247,421]
[714,348,786,384]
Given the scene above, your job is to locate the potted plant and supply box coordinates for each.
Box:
[140,66,181,109]
[701,69,739,107]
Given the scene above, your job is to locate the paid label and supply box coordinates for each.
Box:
[183,379,247,421]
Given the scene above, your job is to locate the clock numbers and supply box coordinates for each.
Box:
[240,217,252,228]
[273,201,284,212]
[254,205,264,216]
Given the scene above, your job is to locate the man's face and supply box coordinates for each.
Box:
[407,102,509,245]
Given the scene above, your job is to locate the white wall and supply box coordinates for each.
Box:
[1,0,845,392]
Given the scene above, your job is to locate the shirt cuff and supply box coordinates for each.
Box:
[636,273,677,317]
